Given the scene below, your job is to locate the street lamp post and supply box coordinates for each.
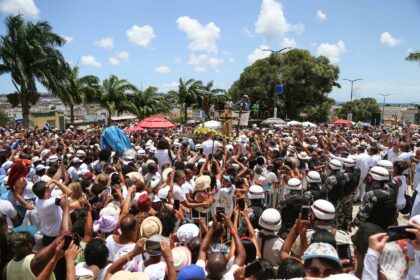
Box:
[378,93,391,124]
[343,78,363,121]
[263,47,292,119]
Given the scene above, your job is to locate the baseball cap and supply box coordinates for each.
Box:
[177,264,205,280]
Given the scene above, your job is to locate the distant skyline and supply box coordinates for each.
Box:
[0,0,419,104]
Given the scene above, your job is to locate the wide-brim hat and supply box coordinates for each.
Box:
[95,173,110,186]
[172,246,192,272]
[126,172,144,183]
[140,216,163,238]
[162,168,173,182]
[194,175,211,191]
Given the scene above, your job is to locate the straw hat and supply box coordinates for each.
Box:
[162,168,173,182]
[140,216,163,238]
[194,175,211,191]
[95,173,110,186]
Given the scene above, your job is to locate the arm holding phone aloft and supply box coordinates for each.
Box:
[362,233,388,280]
[83,198,93,243]
[198,216,218,262]
[241,210,261,258]
[36,239,65,280]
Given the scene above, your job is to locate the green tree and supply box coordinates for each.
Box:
[120,86,170,119]
[99,75,137,125]
[169,78,202,122]
[337,98,381,122]
[304,97,336,123]
[61,65,100,125]
[0,15,68,128]
[197,80,227,118]
[228,49,340,120]
[406,51,420,63]
[0,111,10,127]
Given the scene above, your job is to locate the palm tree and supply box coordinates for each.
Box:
[120,86,170,119]
[169,78,201,122]
[406,51,420,63]
[60,65,100,125]
[0,15,68,128]
[99,75,137,125]
[197,80,227,118]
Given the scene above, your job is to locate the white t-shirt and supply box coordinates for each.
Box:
[154,149,174,167]
[202,140,222,155]
[0,200,18,227]
[173,183,186,202]
[35,197,63,237]
[196,259,239,280]
[182,181,194,196]
[105,235,135,262]
[67,166,79,182]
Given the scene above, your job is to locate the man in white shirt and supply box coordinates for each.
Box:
[32,180,71,246]
[0,199,19,227]
[354,146,371,202]
[202,137,222,156]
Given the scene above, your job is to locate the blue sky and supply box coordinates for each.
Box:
[1,0,420,103]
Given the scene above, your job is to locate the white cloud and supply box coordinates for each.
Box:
[240,27,256,38]
[380,32,402,47]
[174,57,182,64]
[407,48,414,53]
[281,37,296,48]
[158,82,179,93]
[194,66,206,73]
[126,24,155,48]
[81,55,101,68]
[62,35,73,44]
[95,37,114,50]
[255,0,304,42]
[316,40,346,64]
[0,0,39,18]
[176,16,220,54]
[188,54,223,71]
[247,45,271,64]
[316,10,327,22]
[155,66,171,74]
[109,57,120,65]
[116,51,129,61]
[229,57,235,63]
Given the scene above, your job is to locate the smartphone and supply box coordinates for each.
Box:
[174,200,180,211]
[145,240,161,251]
[63,235,72,250]
[387,225,416,242]
[336,244,352,268]
[216,207,225,222]
[245,260,264,277]
[301,206,310,220]
[111,187,117,195]
[55,197,62,206]
[237,198,245,211]
[199,148,203,154]
[208,154,213,160]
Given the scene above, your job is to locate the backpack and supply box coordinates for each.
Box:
[368,188,397,230]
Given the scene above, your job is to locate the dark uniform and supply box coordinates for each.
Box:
[353,183,397,230]
[336,166,361,230]
[278,192,311,238]
[304,183,328,203]
[324,170,347,207]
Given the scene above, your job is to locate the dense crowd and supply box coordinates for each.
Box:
[1,122,420,280]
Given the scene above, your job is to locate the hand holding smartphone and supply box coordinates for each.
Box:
[301,206,310,220]
[216,207,225,222]
[387,225,416,242]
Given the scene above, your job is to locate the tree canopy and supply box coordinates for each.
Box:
[228,49,340,121]
[337,98,381,122]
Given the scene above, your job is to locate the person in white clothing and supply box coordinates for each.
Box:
[154,138,175,168]
[353,146,371,202]
[393,161,410,211]
[0,199,19,227]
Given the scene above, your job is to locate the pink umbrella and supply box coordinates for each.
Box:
[136,117,176,129]
[332,119,352,125]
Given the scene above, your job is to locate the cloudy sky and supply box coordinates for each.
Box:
[0,0,420,103]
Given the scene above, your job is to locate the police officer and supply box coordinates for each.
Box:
[304,170,327,202]
[256,208,283,267]
[352,166,398,230]
[278,178,311,238]
[246,184,267,230]
[323,159,346,207]
[336,157,361,230]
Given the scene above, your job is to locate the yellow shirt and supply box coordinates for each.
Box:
[7,254,55,280]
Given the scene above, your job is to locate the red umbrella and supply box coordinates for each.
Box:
[136,117,176,129]
[125,125,143,132]
[332,119,352,125]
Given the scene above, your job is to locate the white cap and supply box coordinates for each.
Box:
[48,155,58,162]
[329,159,343,170]
[158,186,170,200]
[247,185,264,200]
[307,171,321,183]
[287,178,302,190]
[76,150,86,157]
[343,157,356,167]
[311,199,335,221]
[369,166,389,181]
[149,146,157,153]
[377,160,393,172]
[137,149,146,156]
[35,164,46,171]
[31,156,41,163]
[240,135,247,143]
[259,208,282,231]
[195,144,202,149]
[298,152,309,160]
[72,157,82,163]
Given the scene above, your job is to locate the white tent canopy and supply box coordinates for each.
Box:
[301,121,317,127]
[203,120,222,129]
[287,120,302,126]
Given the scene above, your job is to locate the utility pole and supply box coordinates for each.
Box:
[263,47,293,119]
[343,78,363,121]
[378,93,391,124]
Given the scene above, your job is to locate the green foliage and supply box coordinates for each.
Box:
[0,15,68,128]
[406,51,420,63]
[303,97,336,123]
[337,98,381,122]
[0,111,10,127]
[228,49,340,120]
[169,78,202,123]
[120,86,170,119]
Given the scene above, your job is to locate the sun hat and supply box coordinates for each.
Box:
[311,199,335,221]
[194,175,211,191]
[93,214,118,233]
[140,216,163,238]
[302,242,340,264]
[110,271,150,280]
[95,173,110,186]
[162,168,173,182]
[99,205,121,218]
[76,150,86,158]
[35,164,46,172]
[72,157,82,164]
[149,147,157,154]
[31,156,41,163]
[126,172,144,182]
[298,151,310,160]
[177,223,200,244]
[157,186,170,200]
[172,246,192,272]
[144,261,166,280]
[177,264,206,280]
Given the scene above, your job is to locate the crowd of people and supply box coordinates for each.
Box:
[1,121,420,280]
